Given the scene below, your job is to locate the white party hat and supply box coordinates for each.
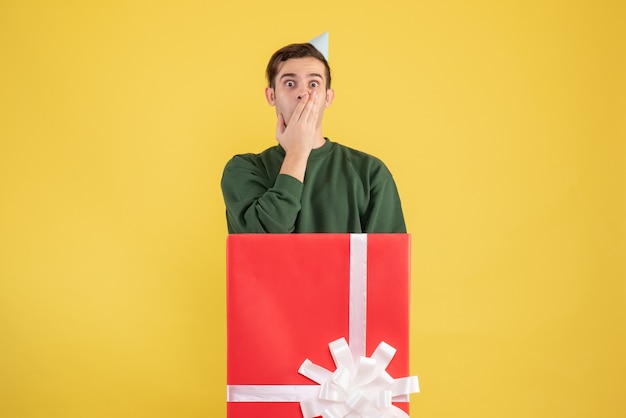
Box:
[308,32,329,60]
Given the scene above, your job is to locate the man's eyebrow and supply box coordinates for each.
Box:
[279,72,324,80]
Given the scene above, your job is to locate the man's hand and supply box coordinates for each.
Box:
[277,92,321,182]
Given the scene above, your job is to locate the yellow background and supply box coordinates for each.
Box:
[1,0,624,417]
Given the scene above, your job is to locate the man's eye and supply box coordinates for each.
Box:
[310,81,320,88]
[286,81,295,87]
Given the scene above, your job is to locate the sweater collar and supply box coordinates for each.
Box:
[277,137,335,159]
[309,137,334,159]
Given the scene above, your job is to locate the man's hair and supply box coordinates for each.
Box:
[265,43,332,89]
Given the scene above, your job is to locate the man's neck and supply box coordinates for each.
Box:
[312,134,326,149]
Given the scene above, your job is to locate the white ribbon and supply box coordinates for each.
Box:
[349,234,368,359]
[227,384,319,402]
[299,337,419,418]
[227,234,419,417]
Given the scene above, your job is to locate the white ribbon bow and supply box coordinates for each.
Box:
[298,337,420,418]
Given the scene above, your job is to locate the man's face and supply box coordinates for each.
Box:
[265,57,334,128]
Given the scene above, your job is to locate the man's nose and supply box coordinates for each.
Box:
[297,88,311,100]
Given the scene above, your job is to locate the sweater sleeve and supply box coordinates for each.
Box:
[363,168,407,233]
[221,155,303,233]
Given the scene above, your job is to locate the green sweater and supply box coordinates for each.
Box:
[221,138,406,233]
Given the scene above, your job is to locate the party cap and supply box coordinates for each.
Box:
[308,32,329,60]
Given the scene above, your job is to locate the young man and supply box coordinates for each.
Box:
[221,42,406,233]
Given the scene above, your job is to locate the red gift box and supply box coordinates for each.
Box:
[226,234,414,417]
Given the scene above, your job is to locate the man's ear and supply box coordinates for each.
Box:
[325,88,335,108]
[265,87,276,106]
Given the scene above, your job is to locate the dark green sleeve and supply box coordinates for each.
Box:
[221,156,303,233]
[363,173,407,233]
